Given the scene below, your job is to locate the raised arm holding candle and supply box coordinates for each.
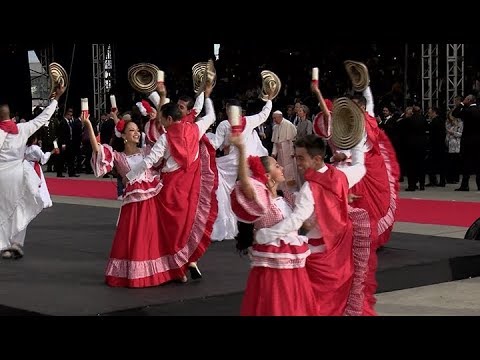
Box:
[157,70,164,83]
[110,95,117,111]
[229,105,242,135]
[81,98,89,117]
[312,67,319,82]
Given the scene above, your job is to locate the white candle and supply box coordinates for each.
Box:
[53,140,58,149]
[229,105,241,126]
[164,97,170,104]
[312,67,319,81]
[110,95,117,109]
[81,98,89,111]
[157,70,164,83]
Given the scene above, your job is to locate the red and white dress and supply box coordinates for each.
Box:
[92,144,171,288]
[231,178,318,316]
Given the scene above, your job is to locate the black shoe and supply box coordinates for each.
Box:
[9,244,23,260]
[405,187,416,192]
[68,174,80,178]
[57,174,65,178]
[189,264,202,280]
[419,185,425,191]
[455,187,469,191]
[425,183,437,187]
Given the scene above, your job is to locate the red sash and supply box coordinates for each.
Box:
[304,166,354,315]
[165,121,200,169]
[33,162,41,178]
[181,110,198,124]
[304,165,351,252]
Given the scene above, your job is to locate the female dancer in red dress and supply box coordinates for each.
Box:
[229,135,317,316]
[83,111,186,287]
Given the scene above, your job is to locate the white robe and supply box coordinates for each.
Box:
[0,100,58,250]
[272,119,299,191]
[24,144,53,208]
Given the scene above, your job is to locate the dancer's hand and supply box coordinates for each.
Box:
[302,220,314,232]
[332,152,347,162]
[80,111,90,124]
[229,134,245,149]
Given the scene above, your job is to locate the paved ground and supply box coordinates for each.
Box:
[0,200,479,316]
[0,174,478,316]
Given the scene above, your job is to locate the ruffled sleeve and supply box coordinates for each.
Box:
[230,178,271,223]
[313,112,331,139]
[91,144,115,177]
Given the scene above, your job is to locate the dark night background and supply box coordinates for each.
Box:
[1,41,478,118]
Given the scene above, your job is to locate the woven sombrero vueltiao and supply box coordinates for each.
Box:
[344,60,369,92]
[331,97,365,150]
[259,70,281,101]
[128,63,160,94]
[192,59,216,95]
[48,62,69,99]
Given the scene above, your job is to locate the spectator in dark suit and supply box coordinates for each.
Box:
[426,107,447,187]
[55,107,79,177]
[403,107,428,191]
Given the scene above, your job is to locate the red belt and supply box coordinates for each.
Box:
[309,238,324,246]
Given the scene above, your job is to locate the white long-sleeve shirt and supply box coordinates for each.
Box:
[25,145,52,165]
[363,86,375,118]
[255,143,366,245]
[208,100,272,155]
[125,98,215,182]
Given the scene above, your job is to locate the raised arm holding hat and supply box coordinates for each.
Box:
[343,62,400,315]
[0,85,65,260]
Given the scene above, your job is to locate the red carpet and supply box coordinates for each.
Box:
[47,177,480,227]
[47,177,118,200]
[396,198,480,227]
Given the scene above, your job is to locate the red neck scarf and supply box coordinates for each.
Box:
[0,120,19,134]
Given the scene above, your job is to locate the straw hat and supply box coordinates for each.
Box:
[344,60,369,92]
[331,97,365,150]
[128,63,160,94]
[48,62,69,99]
[192,59,216,95]
[259,70,281,101]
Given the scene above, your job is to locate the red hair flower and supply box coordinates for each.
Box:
[248,156,268,185]
[116,119,126,133]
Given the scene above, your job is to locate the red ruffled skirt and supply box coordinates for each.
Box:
[105,195,186,288]
[241,267,318,316]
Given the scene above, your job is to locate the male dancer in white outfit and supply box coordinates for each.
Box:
[206,97,273,242]
[0,85,65,259]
